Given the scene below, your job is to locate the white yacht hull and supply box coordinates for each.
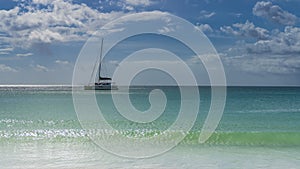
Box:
[84,84,118,90]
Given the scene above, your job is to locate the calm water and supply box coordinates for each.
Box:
[0,86,300,168]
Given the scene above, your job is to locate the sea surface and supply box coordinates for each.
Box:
[0,86,300,168]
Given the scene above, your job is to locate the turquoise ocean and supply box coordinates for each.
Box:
[0,86,300,168]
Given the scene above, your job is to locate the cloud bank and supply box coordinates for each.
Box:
[253,1,298,25]
[222,1,300,74]
[221,20,269,40]
[0,0,124,48]
[0,64,17,72]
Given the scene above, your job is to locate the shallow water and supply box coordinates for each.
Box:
[0,86,300,168]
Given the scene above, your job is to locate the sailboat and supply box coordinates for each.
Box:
[84,38,118,90]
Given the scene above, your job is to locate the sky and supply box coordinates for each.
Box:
[0,0,300,85]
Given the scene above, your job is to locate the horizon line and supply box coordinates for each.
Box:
[0,84,300,87]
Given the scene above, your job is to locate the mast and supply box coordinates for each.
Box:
[98,38,112,81]
[98,38,104,81]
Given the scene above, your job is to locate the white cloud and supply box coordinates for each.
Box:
[98,0,155,11]
[0,0,165,49]
[114,10,170,23]
[103,10,171,31]
[0,52,9,55]
[221,2,300,74]
[224,26,300,74]
[284,57,300,68]
[34,64,49,72]
[0,64,17,72]
[29,29,64,43]
[199,10,216,19]
[31,0,52,4]
[0,47,14,55]
[0,0,124,48]
[124,0,153,6]
[253,1,297,25]
[220,20,269,40]
[0,47,13,52]
[125,6,134,11]
[196,24,213,33]
[158,26,175,33]
[16,53,33,57]
[246,26,300,54]
[55,60,70,65]
[226,56,299,74]
[230,13,243,18]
